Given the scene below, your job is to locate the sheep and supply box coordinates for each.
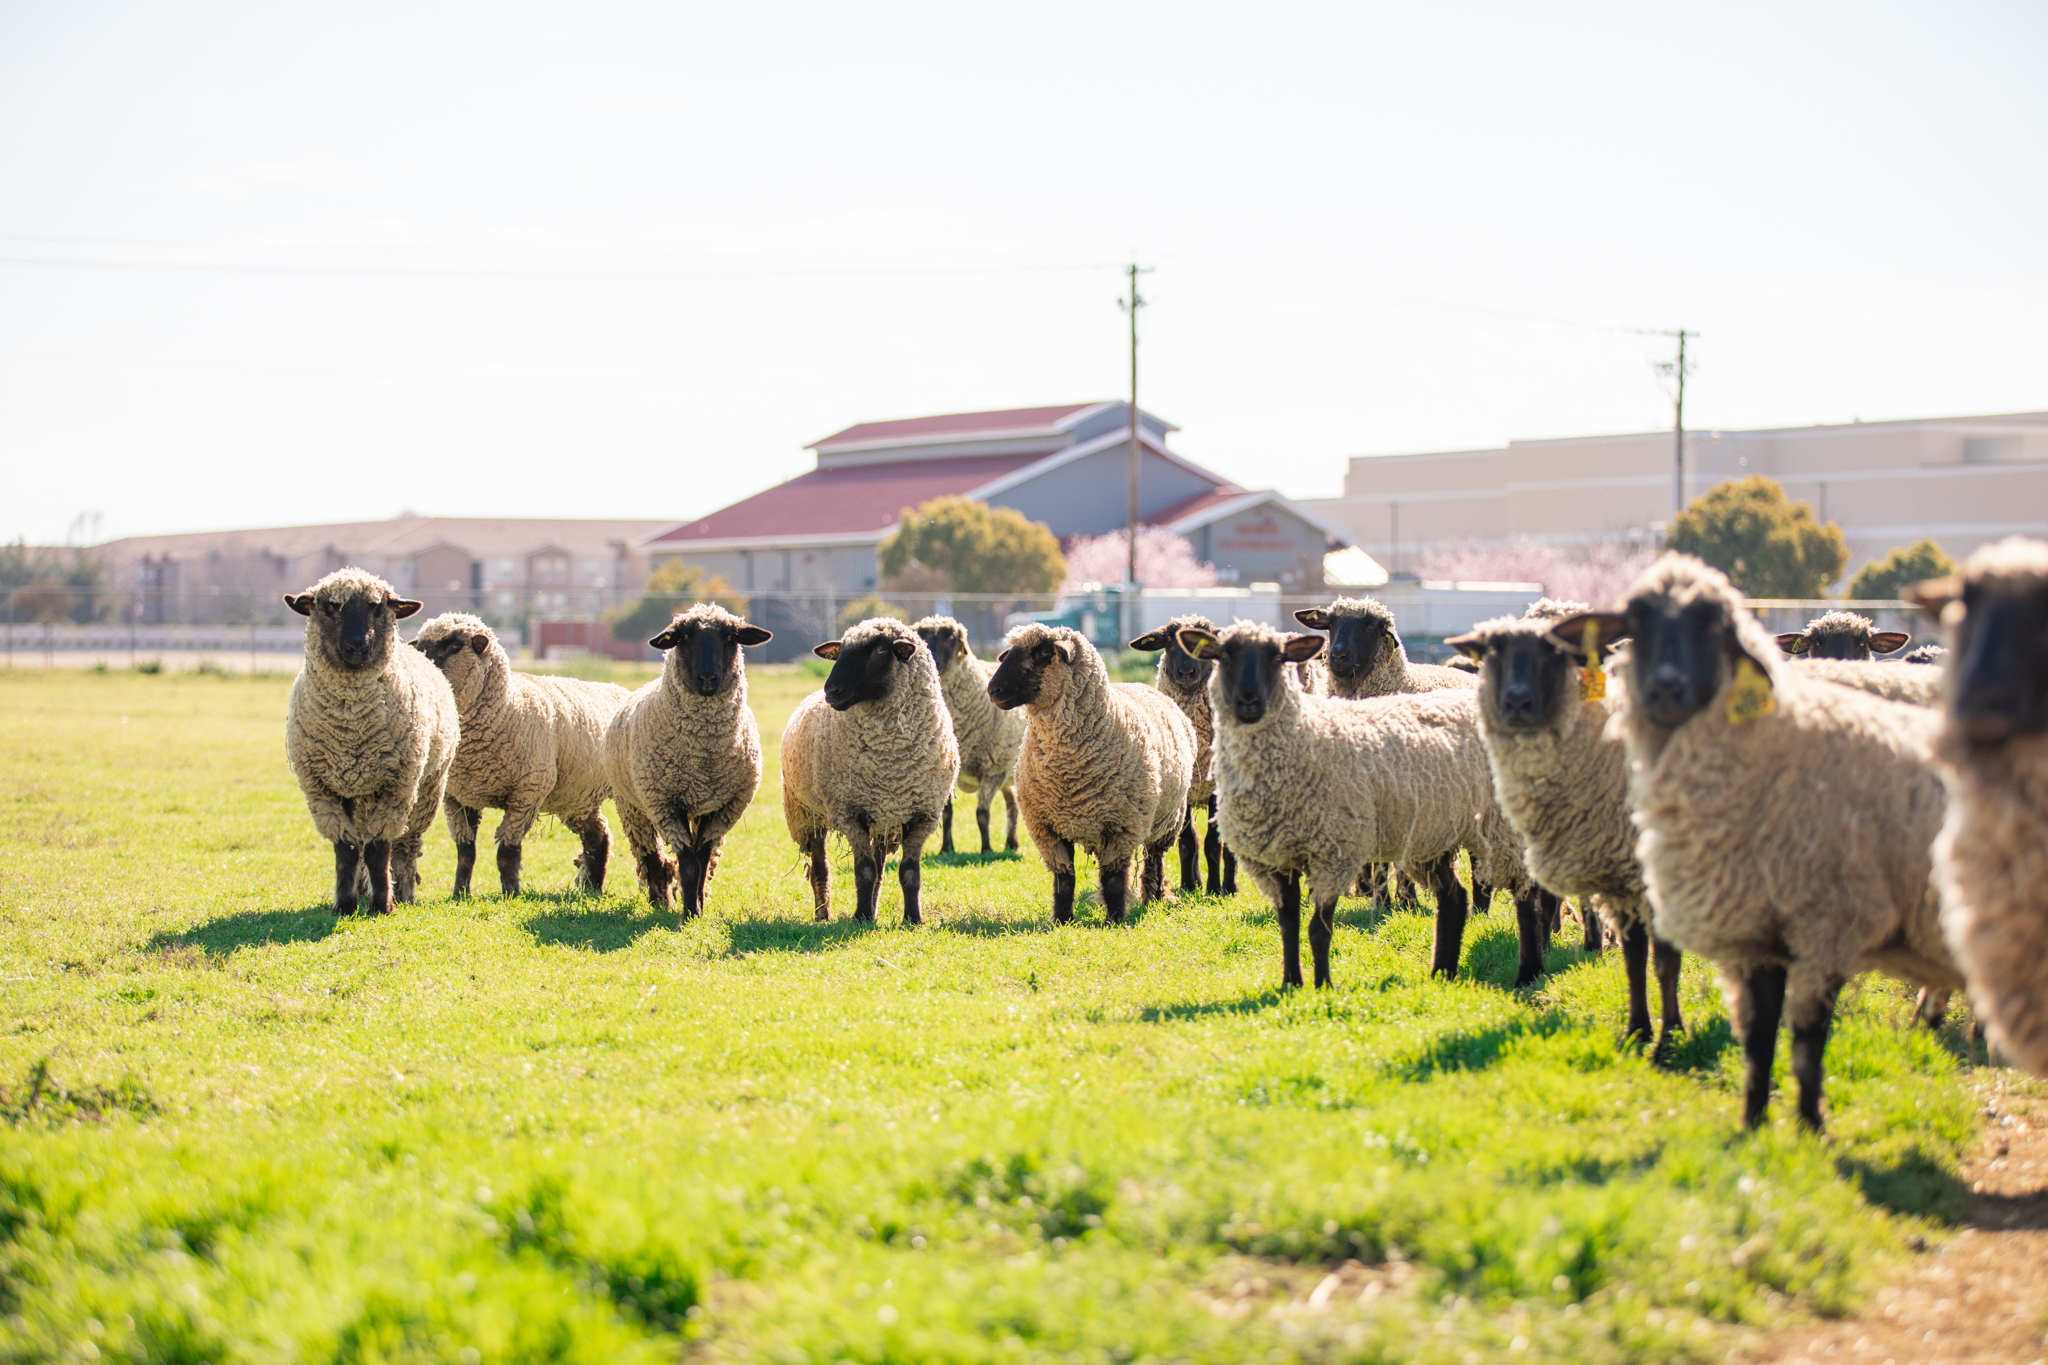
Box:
[1555,555,1963,1131]
[912,616,1024,857]
[1792,658,1943,706]
[1127,614,1237,896]
[603,604,772,916]
[1177,622,1543,989]
[1292,596,1478,699]
[410,614,632,898]
[1901,643,1948,665]
[782,617,959,924]
[1909,537,2048,1077]
[1774,609,1911,661]
[1446,612,1686,1055]
[987,623,1196,924]
[283,568,459,916]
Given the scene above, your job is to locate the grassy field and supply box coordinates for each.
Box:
[0,664,1999,1363]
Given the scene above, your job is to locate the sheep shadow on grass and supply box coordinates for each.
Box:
[1139,986,1293,1023]
[719,917,881,957]
[1839,1149,1971,1223]
[923,848,1027,870]
[147,905,337,959]
[520,899,683,953]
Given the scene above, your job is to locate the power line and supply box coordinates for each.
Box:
[0,248,1117,281]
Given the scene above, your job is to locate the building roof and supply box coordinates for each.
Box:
[1143,485,1251,527]
[96,517,671,564]
[643,453,1046,549]
[809,402,1111,453]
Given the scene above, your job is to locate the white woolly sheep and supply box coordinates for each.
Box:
[1560,555,1963,1131]
[1448,612,1686,1054]
[1774,609,1911,661]
[912,616,1025,857]
[1910,537,2048,1076]
[1178,622,1542,990]
[1127,613,1237,896]
[1901,643,1947,665]
[782,617,960,924]
[987,623,1196,924]
[1793,658,1943,706]
[605,604,773,916]
[284,568,459,916]
[412,614,632,898]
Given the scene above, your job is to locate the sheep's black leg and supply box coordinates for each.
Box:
[1914,987,1949,1029]
[1308,895,1337,989]
[1219,804,1237,894]
[1542,890,1562,940]
[1471,879,1494,916]
[392,834,422,903]
[693,837,717,911]
[332,840,361,916]
[1579,898,1602,954]
[1620,919,1653,1044]
[1176,808,1200,894]
[449,802,480,898]
[1203,797,1223,895]
[675,842,704,919]
[1143,838,1173,904]
[975,804,992,858]
[899,816,935,926]
[1513,886,1548,988]
[1738,964,1787,1130]
[1002,788,1020,852]
[939,801,955,856]
[1357,863,1377,900]
[1100,852,1131,925]
[1050,838,1076,923]
[803,831,829,921]
[566,812,609,893]
[362,839,393,916]
[496,842,522,898]
[1652,935,1686,1062]
[1428,858,1470,979]
[1277,871,1303,988]
[852,833,881,923]
[1791,984,1841,1134]
[452,841,476,898]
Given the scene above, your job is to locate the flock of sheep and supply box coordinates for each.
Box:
[279,534,2048,1133]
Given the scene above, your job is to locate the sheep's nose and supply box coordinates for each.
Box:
[1501,681,1537,721]
[1329,650,1355,673]
[1955,684,2026,744]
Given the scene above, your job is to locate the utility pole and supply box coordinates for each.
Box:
[1118,262,1151,645]
[1655,330,1698,516]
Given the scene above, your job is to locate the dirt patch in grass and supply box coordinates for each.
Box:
[1743,1082,2048,1365]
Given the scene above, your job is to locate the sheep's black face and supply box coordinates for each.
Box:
[1323,615,1389,681]
[818,634,915,711]
[417,631,489,672]
[1470,635,1575,733]
[287,589,422,672]
[1945,578,2048,747]
[657,617,772,697]
[987,638,1065,710]
[1625,597,1732,730]
[1181,628,1323,725]
[1127,622,1215,691]
[915,626,962,676]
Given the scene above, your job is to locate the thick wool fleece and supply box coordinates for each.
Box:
[913,615,1025,808]
[1149,613,1221,806]
[781,618,960,856]
[1522,597,1590,623]
[1208,623,1527,911]
[1321,596,1477,699]
[606,604,766,888]
[1789,610,1885,656]
[285,568,458,891]
[1008,623,1196,873]
[1614,559,1962,1026]
[414,613,630,854]
[1792,658,1942,706]
[1932,537,2048,1075]
[1463,616,1642,929]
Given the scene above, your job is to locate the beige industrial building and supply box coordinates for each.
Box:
[1303,409,2048,580]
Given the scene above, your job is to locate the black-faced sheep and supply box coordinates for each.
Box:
[1909,537,2048,1076]
[284,568,458,916]
[411,614,632,898]
[605,604,772,917]
[1560,555,1963,1131]
[783,617,959,924]
[912,616,1024,857]
[1128,614,1236,896]
[1901,643,1948,665]
[1292,596,1478,699]
[1179,622,1542,989]
[1774,609,1911,661]
[987,623,1196,924]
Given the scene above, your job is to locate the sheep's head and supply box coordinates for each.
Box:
[1127,613,1218,692]
[1522,597,1592,624]
[814,617,921,711]
[1775,610,1910,661]
[1293,597,1397,683]
[986,623,1084,711]
[911,616,970,676]
[1448,614,1614,735]
[1554,555,1777,733]
[1176,622,1323,725]
[1908,536,2048,749]
[1900,643,1947,666]
[656,604,771,698]
[284,568,420,673]
[411,612,502,709]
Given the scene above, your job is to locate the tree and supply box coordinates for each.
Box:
[9,580,76,626]
[1060,527,1219,591]
[835,594,906,631]
[0,539,105,623]
[877,498,1065,596]
[608,560,748,643]
[1667,476,1848,599]
[1846,538,1954,602]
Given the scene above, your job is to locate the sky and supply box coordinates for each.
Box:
[2,0,2044,545]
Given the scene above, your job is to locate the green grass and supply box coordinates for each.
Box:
[0,667,1996,1363]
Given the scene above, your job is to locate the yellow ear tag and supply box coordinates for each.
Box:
[1578,622,1605,702]
[1726,656,1776,724]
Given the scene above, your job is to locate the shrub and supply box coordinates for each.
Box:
[609,562,748,644]
[1668,476,1848,598]
[879,498,1065,596]
[1847,538,1954,602]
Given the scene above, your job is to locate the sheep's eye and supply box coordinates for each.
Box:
[322,602,338,616]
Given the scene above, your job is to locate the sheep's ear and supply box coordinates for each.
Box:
[390,598,424,620]
[1904,575,1960,618]
[1774,632,1809,654]
[1176,626,1222,660]
[284,593,314,616]
[813,641,843,660]
[1444,631,1487,662]
[1870,631,1911,655]
[1051,638,1075,663]
[650,628,680,650]
[1294,607,1332,631]
[1127,629,1170,652]
[1281,633,1325,663]
[735,625,773,647]
[471,634,489,656]
[891,637,917,662]
[1546,613,1628,662]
